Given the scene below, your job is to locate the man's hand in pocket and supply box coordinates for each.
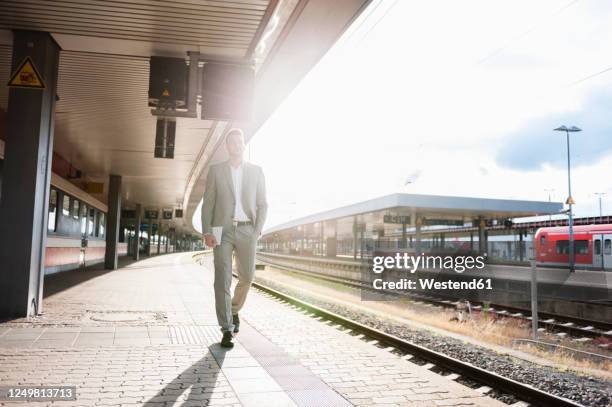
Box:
[204,234,218,248]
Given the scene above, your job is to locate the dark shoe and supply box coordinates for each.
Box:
[220,331,234,348]
[232,314,240,333]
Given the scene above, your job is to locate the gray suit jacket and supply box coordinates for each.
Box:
[201,160,268,236]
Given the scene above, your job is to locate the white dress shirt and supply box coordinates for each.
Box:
[230,162,250,221]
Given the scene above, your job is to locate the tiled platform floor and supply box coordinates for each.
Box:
[0,253,503,406]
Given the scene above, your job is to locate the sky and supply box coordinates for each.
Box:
[194,0,612,233]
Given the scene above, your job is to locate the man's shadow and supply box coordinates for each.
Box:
[142,344,229,405]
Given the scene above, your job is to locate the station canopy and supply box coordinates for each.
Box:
[0,0,370,235]
[263,193,564,236]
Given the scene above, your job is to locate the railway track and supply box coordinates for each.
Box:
[250,278,584,407]
[256,254,612,343]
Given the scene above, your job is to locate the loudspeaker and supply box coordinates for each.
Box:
[201,63,254,121]
[148,57,188,108]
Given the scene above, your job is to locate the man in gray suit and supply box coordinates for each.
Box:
[201,128,268,348]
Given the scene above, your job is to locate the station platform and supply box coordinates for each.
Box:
[0,252,503,407]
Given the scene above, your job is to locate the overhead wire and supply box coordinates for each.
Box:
[477,0,580,65]
[568,64,612,86]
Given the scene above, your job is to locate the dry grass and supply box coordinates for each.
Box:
[258,267,612,380]
[514,343,612,380]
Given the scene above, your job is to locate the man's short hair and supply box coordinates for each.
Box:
[225,128,244,144]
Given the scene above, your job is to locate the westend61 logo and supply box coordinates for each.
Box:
[368,253,493,291]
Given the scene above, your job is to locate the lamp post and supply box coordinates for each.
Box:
[594,192,606,223]
[554,125,581,272]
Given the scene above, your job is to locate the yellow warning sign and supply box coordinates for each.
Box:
[7,57,46,89]
[161,89,170,97]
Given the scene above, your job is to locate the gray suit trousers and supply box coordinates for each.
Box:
[213,224,257,332]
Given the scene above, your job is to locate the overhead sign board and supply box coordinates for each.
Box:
[145,210,159,219]
[383,214,411,224]
[422,218,464,226]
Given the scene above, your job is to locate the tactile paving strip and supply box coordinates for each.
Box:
[169,325,222,345]
[238,322,351,407]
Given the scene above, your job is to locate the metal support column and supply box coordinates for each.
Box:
[0,30,60,318]
[147,221,153,256]
[157,222,161,255]
[352,217,358,259]
[133,204,141,260]
[104,174,122,270]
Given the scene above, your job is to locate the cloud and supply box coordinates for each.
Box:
[495,91,612,170]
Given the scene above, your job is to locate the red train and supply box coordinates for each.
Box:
[535,224,612,270]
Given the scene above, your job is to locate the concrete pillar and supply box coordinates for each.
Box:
[359,228,365,259]
[165,230,169,253]
[0,31,60,318]
[415,217,422,254]
[320,222,324,256]
[104,174,122,270]
[326,221,337,257]
[478,217,486,256]
[133,204,141,260]
[401,221,407,249]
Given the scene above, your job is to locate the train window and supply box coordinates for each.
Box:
[555,240,589,255]
[88,208,95,237]
[555,240,569,254]
[539,235,545,246]
[575,240,588,255]
[48,188,58,232]
[594,240,601,256]
[99,213,105,238]
[62,195,70,217]
[80,203,87,234]
[605,239,611,255]
[72,199,79,220]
